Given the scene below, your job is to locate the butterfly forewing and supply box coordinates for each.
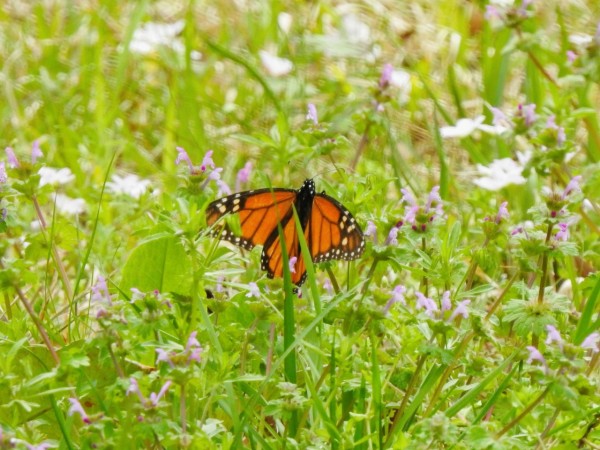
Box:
[206,179,365,286]
[310,194,365,263]
[206,189,296,250]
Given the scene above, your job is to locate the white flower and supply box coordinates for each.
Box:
[54,194,86,216]
[568,34,593,46]
[38,167,75,186]
[473,158,527,191]
[107,174,151,199]
[130,21,185,54]
[259,50,293,77]
[440,115,508,139]
[341,14,371,44]
[277,12,292,34]
[390,69,412,103]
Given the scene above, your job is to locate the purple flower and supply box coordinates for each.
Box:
[288,256,297,274]
[555,222,569,241]
[557,127,566,146]
[385,226,399,245]
[246,282,260,298]
[175,146,194,171]
[156,348,175,367]
[68,398,91,424]
[208,168,222,181]
[484,5,500,20]
[148,380,172,406]
[31,140,43,164]
[216,179,231,196]
[216,276,224,293]
[364,220,377,238]
[581,332,600,352]
[306,103,318,125]
[449,299,471,321]
[545,325,564,349]
[127,377,172,407]
[523,104,537,126]
[415,292,438,317]
[426,186,441,211]
[441,291,452,312]
[400,188,417,206]
[403,205,418,226]
[511,226,524,236]
[26,444,52,450]
[562,175,582,199]
[383,285,406,314]
[185,331,203,363]
[526,346,547,368]
[495,201,509,224]
[5,147,19,168]
[566,50,577,63]
[323,278,333,295]
[91,276,110,303]
[379,63,394,89]
[490,107,507,126]
[201,150,215,172]
[0,161,6,184]
[236,162,252,189]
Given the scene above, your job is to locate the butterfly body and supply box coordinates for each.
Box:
[206,179,365,286]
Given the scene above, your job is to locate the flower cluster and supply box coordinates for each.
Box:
[384,287,470,323]
[156,331,203,368]
[398,186,444,233]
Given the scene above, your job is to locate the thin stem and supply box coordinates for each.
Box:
[496,385,552,438]
[108,343,124,378]
[266,323,276,375]
[350,121,372,171]
[32,195,74,301]
[2,259,60,365]
[537,224,554,305]
[385,352,427,444]
[181,383,187,435]
[465,238,489,290]
[421,238,428,296]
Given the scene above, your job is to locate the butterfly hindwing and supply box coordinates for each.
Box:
[206,179,365,286]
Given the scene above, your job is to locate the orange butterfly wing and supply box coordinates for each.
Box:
[206,180,365,286]
[206,189,296,250]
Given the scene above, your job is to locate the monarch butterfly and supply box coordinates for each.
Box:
[206,179,365,286]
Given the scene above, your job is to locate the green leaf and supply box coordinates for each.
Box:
[120,235,192,296]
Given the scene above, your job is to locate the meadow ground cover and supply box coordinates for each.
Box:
[1,0,599,448]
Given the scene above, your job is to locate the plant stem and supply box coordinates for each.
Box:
[181,382,187,434]
[496,385,552,438]
[537,224,554,305]
[350,121,372,171]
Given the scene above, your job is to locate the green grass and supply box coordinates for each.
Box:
[1,0,600,448]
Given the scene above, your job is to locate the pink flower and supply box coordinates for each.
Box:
[127,377,172,407]
[364,221,377,238]
[484,5,500,20]
[403,205,418,226]
[415,292,438,317]
[175,146,193,171]
[567,50,577,63]
[581,332,599,352]
[185,331,203,363]
[561,175,582,199]
[526,346,546,367]
[236,162,252,187]
[306,103,318,125]
[379,63,394,89]
[495,201,509,224]
[400,188,417,206]
[0,162,6,184]
[449,299,471,321]
[555,223,569,241]
[246,282,261,298]
[68,398,91,424]
[545,325,564,350]
[208,168,223,181]
[385,226,399,245]
[383,285,406,314]
[490,107,507,126]
[156,348,175,367]
[323,278,333,295]
[31,140,43,164]
[216,179,231,196]
[441,291,452,312]
[91,276,110,303]
[201,150,216,172]
[5,147,19,168]
[518,103,537,127]
[288,256,297,273]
